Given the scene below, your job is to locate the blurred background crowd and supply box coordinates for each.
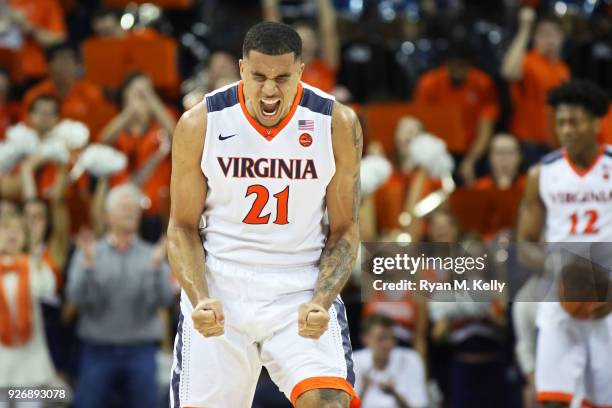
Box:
[0,0,611,407]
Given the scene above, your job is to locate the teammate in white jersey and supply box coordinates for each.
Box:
[518,80,612,408]
[167,22,362,408]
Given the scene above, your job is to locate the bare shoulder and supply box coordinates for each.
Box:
[526,164,541,185]
[331,101,362,157]
[173,101,208,156]
[331,101,358,130]
[524,164,542,200]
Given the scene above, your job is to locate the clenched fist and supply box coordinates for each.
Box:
[192,298,225,337]
[298,303,330,339]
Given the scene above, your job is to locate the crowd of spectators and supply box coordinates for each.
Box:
[0,0,611,407]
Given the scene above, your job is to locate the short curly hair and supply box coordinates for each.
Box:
[242,22,302,60]
[548,80,610,118]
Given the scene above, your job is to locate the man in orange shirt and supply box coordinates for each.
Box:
[472,134,525,239]
[24,95,90,229]
[502,8,570,166]
[101,73,176,242]
[4,0,66,82]
[0,94,61,200]
[22,43,115,137]
[415,43,500,185]
[473,134,525,191]
[374,117,443,239]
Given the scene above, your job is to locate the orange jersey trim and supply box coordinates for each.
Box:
[238,81,303,141]
[290,376,360,408]
[563,145,605,177]
[537,391,573,404]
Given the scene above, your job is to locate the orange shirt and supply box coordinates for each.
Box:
[301,58,336,94]
[111,122,171,216]
[22,79,116,137]
[472,174,526,191]
[7,0,66,80]
[0,106,8,141]
[415,66,499,154]
[466,174,526,240]
[597,105,612,145]
[374,171,442,232]
[36,163,91,235]
[510,51,570,145]
[0,255,32,346]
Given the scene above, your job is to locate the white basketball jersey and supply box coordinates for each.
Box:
[539,146,612,242]
[200,81,336,266]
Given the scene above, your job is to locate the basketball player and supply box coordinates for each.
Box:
[518,80,612,408]
[167,22,361,408]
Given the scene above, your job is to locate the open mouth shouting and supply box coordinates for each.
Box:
[259,98,281,124]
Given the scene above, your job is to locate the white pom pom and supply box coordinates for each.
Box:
[75,144,127,177]
[360,155,393,196]
[0,143,20,173]
[409,133,455,178]
[51,120,90,150]
[6,123,40,157]
[38,140,70,164]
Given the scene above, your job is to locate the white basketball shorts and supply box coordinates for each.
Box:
[535,302,612,407]
[169,255,360,408]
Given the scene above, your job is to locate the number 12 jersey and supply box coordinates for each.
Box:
[539,146,612,242]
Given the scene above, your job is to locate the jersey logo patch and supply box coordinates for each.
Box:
[218,133,237,141]
[299,133,313,147]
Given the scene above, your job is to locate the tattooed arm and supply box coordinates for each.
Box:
[318,103,362,306]
[299,102,362,339]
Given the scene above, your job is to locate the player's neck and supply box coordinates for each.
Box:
[566,144,600,170]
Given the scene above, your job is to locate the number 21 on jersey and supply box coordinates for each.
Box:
[243,185,290,225]
[569,209,599,235]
